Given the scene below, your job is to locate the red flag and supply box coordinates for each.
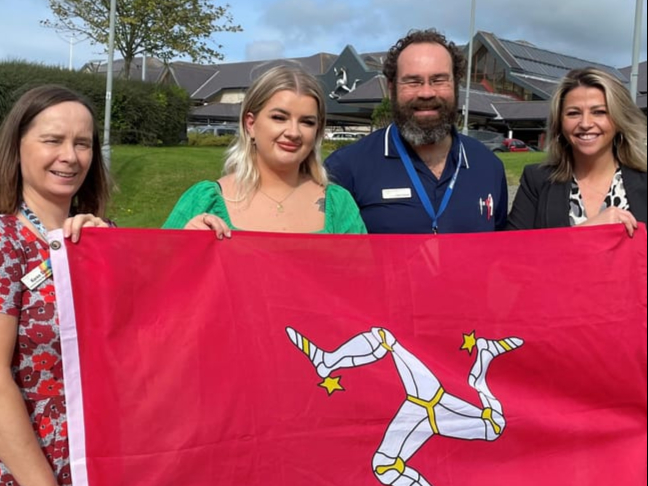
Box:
[50,226,647,486]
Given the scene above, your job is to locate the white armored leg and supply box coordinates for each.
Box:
[286,327,390,378]
[373,452,433,486]
[467,336,523,436]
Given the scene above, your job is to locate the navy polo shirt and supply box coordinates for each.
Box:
[325,124,508,234]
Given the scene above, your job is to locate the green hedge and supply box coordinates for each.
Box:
[187,133,237,147]
[186,135,360,150]
[0,61,190,145]
[321,139,359,152]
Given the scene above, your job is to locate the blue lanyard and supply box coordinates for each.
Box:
[390,126,464,233]
[20,202,49,237]
[19,202,53,286]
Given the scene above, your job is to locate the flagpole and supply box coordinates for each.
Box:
[69,33,74,71]
[629,0,643,102]
[462,0,476,135]
[102,0,117,171]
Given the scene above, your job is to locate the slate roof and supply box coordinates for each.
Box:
[81,56,165,83]
[337,74,388,102]
[497,35,625,81]
[491,101,550,121]
[360,52,388,71]
[507,75,558,99]
[619,60,647,94]
[474,31,627,105]
[191,102,242,122]
[191,53,337,102]
[458,89,519,117]
[166,62,219,97]
[478,32,520,69]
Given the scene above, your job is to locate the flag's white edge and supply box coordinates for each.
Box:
[49,229,89,486]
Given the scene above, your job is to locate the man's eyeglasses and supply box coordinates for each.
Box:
[397,76,453,91]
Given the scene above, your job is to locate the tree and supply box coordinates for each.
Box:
[42,0,242,79]
[371,97,392,129]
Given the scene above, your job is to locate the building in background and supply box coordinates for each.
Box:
[82,31,646,147]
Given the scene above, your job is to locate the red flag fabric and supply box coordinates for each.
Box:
[49,226,647,486]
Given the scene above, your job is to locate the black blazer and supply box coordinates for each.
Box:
[507,163,647,230]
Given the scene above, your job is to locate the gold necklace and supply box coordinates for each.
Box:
[257,185,299,213]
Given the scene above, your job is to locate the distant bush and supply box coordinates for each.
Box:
[0,61,190,145]
[0,79,11,121]
[371,97,392,128]
[322,139,360,152]
[187,133,237,147]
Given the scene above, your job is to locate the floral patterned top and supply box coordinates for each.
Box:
[569,168,629,226]
[0,215,70,485]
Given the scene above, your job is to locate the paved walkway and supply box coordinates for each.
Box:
[508,185,519,210]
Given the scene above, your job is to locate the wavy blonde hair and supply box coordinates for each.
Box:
[222,64,328,201]
[544,67,647,182]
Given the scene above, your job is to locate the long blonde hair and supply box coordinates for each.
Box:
[222,65,328,200]
[544,67,647,182]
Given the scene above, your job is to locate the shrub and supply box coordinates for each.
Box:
[0,61,190,145]
[371,97,392,128]
[188,133,237,147]
[322,139,360,152]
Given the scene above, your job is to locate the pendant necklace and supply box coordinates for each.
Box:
[258,185,299,214]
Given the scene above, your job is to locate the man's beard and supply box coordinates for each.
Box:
[391,95,457,146]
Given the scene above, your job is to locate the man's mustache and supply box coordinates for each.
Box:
[404,101,447,111]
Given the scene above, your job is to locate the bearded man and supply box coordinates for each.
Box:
[325,29,508,233]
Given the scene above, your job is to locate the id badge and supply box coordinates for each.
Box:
[21,259,52,290]
[382,188,412,200]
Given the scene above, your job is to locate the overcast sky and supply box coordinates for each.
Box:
[1,0,646,70]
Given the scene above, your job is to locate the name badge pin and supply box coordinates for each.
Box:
[20,259,52,290]
[382,188,412,200]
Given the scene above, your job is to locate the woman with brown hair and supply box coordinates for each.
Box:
[0,84,111,485]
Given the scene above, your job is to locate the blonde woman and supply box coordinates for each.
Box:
[508,67,647,236]
[163,65,366,235]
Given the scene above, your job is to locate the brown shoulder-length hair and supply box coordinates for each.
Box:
[544,67,647,182]
[0,84,110,216]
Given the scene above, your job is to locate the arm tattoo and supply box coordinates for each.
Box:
[316,197,326,213]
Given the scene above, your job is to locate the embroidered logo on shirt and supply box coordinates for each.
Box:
[479,194,494,220]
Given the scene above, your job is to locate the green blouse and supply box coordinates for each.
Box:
[162,181,367,234]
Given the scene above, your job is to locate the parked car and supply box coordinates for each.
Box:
[197,125,238,137]
[467,129,506,151]
[326,131,365,141]
[493,138,530,153]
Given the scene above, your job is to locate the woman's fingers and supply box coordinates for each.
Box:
[616,210,637,237]
[63,214,109,243]
[184,213,232,239]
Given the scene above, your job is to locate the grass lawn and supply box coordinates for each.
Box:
[499,151,546,186]
[109,145,226,227]
[108,145,547,228]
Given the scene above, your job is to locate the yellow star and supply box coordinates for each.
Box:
[319,376,345,395]
[461,331,477,355]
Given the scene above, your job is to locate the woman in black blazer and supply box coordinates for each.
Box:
[508,68,647,236]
